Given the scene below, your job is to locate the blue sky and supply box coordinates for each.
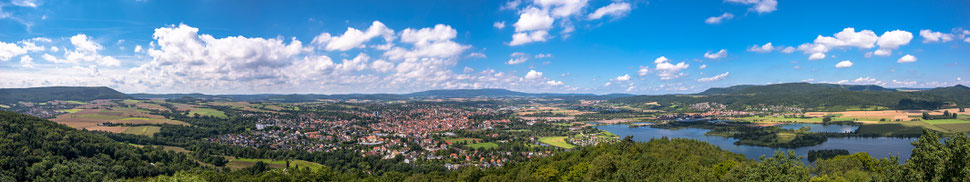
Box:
[1,0,969,94]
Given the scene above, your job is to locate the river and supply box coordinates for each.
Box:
[596,124,916,164]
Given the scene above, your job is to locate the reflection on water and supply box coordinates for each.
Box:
[596,124,915,163]
[779,123,859,133]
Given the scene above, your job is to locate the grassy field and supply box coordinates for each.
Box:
[445,138,481,144]
[922,119,970,125]
[227,158,325,170]
[935,123,970,133]
[122,126,161,136]
[63,100,87,105]
[0,104,9,108]
[58,109,83,113]
[189,108,227,118]
[855,123,926,136]
[467,142,499,149]
[539,136,576,149]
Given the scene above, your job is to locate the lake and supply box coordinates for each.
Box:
[596,124,916,163]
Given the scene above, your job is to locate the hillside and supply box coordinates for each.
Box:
[612,83,959,111]
[130,89,625,102]
[0,111,200,181]
[0,86,130,104]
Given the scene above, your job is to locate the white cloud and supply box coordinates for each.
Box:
[12,0,38,7]
[509,30,549,46]
[637,65,649,76]
[897,54,917,63]
[808,53,826,60]
[70,34,103,53]
[872,49,891,56]
[835,60,853,68]
[876,30,912,49]
[311,21,394,51]
[587,2,631,20]
[385,24,470,60]
[0,41,26,61]
[534,53,552,58]
[514,7,555,32]
[493,21,506,29]
[507,52,529,64]
[705,13,734,24]
[19,55,33,68]
[467,52,486,58]
[844,77,884,85]
[814,28,878,49]
[704,49,727,59]
[615,74,630,81]
[726,0,777,14]
[699,64,707,69]
[134,45,143,53]
[697,72,729,82]
[545,80,564,86]
[919,29,954,43]
[654,56,689,80]
[370,59,395,73]
[525,70,543,79]
[780,46,795,53]
[748,43,774,53]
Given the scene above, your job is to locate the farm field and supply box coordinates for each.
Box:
[467,142,499,149]
[188,107,227,118]
[539,136,576,149]
[122,126,161,136]
[51,102,189,133]
[445,138,481,145]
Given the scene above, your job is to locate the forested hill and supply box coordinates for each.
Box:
[0,111,200,181]
[0,86,130,104]
[130,89,632,102]
[612,83,970,111]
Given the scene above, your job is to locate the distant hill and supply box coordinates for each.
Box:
[129,88,625,102]
[612,83,960,111]
[0,86,130,104]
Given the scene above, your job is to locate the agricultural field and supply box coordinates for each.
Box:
[444,138,481,145]
[188,107,228,118]
[122,126,161,136]
[50,101,189,133]
[467,142,499,149]
[539,136,576,149]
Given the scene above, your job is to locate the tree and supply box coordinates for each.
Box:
[922,112,931,120]
[961,107,966,112]
[822,117,832,123]
[944,110,950,118]
[905,130,950,181]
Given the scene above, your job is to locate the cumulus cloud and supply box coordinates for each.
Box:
[814,28,878,49]
[654,56,689,80]
[637,65,649,76]
[0,41,26,61]
[705,13,734,24]
[614,74,630,81]
[697,72,729,82]
[534,53,552,58]
[507,52,529,64]
[509,30,550,46]
[19,55,33,68]
[835,60,853,68]
[780,46,795,53]
[545,80,564,86]
[872,49,891,57]
[808,53,826,60]
[897,54,917,63]
[876,30,912,49]
[726,0,777,14]
[704,49,727,59]
[587,2,631,20]
[311,21,394,51]
[493,21,506,29]
[384,24,470,60]
[525,70,543,79]
[919,29,954,43]
[699,64,707,69]
[134,45,143,53]
[748,43,774,53]
[514,7,555,32]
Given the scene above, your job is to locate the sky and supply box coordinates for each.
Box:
[1,0,969,94]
